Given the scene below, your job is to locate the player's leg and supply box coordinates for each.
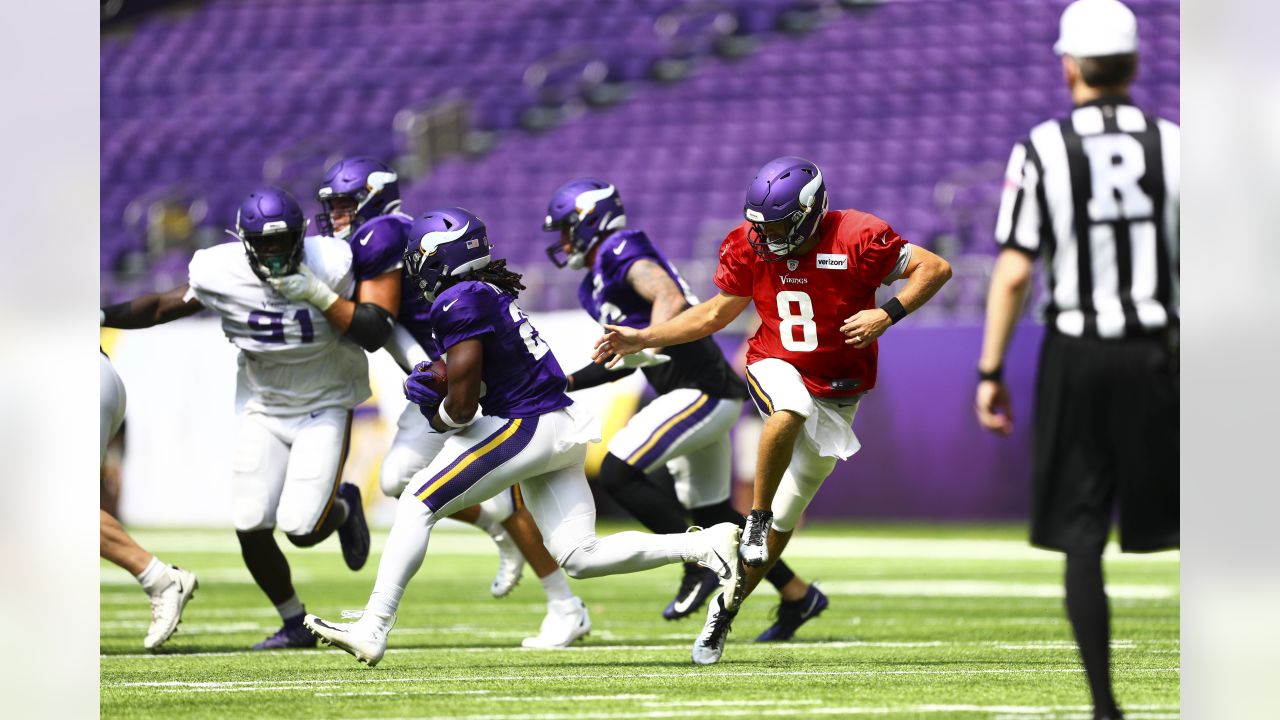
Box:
[278,409,369,574]
[598,389,714,535]
[305,415,548,664]
[229,410,309,650]
[740,360,814,567]
[693,401,851,664]
[100,509,198,650]
[381,402,524,595]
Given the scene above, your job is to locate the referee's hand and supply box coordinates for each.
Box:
[975,380,1014,436]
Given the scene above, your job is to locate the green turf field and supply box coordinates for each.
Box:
[101,523,1179,719]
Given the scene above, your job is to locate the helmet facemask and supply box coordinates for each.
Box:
[240,225,305,280]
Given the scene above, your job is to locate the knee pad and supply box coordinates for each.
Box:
[380,447,418,498]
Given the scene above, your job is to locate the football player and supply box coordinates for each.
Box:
[305,157,591,647]
[303,208,743,667]
[593,156,953,664]
[100,187,372,650]
[98,351,198,650]
[543,178,828,639]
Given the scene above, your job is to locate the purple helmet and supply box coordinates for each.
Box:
[232,186,306,280]
[316,156,401,240]
[403,207,492,302]
[743,156,828,260]
[542,178,626,269]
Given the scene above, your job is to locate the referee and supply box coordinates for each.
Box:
[974,1,1178,719]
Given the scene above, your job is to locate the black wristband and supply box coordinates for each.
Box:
[977,366,1003,383]
[880,297,907,325]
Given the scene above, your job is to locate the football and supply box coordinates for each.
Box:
[425,358,448,395]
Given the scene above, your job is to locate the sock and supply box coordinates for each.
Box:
[366,494,436,617]
[539,570,574,602]
[275,594,305,623]
[1065,550,1119,717]
[136,556,172,595]
[560,530,692,579]
[598,453,688,535]
[690,500,796,590]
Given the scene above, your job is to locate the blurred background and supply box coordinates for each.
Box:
[98,0,1180,527]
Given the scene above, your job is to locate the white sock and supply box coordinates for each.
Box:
[136,557,172,595]
[560,531,689,579]
[538,570,574,602]
[366,493,436,617]
[275,594,304,622]
[475,492,515,534]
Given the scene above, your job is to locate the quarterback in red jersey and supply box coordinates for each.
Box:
[594,156,952,664]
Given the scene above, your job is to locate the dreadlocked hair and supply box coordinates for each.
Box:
[466,258,526,298]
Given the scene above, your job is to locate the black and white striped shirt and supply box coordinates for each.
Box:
[995,96,1179,339]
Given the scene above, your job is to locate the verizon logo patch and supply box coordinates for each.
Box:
[816,253,848,270]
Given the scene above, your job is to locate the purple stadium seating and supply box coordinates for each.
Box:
[101,0,1179,309]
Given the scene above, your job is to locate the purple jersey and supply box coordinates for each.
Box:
[347,212,413,281]
[577,229,698,329]
[428,280,572,418]
[346,212,441,358]
[577,229,747,400]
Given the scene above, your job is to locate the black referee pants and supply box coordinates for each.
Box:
[1031,330,1180,553]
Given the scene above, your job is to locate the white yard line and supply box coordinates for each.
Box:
[819,580,1176,600]
[106,666,1179,690]
[349,703,1179,720]
[101,637,1176,661]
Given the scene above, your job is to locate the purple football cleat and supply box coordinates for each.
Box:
[755,583,829,642]
[337,483,370,571]
[252,619,317,650]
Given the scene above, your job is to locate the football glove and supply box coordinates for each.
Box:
[268,264,339,311]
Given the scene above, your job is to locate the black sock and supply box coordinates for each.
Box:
[690,500,796,590]
[1065,550,1119,717]
[598,453,688,535]
[236,529,295,606]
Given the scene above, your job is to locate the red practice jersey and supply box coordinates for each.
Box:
[713,210,908,397]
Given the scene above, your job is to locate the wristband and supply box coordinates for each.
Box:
[977,366,1003,383]
[437,402,475,429]
[880,297,907,325]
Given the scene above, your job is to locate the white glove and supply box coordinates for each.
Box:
[616,349,671,369]
[268,264,338,311]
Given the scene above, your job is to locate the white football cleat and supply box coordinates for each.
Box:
[143,565,198,651]
[521,596,591,649]
[692,593,738,666]
[304,611,395,667]
[488,526,525,598]
[690,522,745,610]
[740,509,773,568]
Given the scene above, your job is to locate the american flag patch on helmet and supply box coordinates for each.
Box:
[466,239,479,249]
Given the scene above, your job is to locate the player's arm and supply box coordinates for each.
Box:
[100,286,203,328]
[626,258,690,349]
[565,363,635,392]
[975,248,1034,435]
[840,245,953,349]
[593,291,750,369]
[271,267,398,352]
[429,338,483,433]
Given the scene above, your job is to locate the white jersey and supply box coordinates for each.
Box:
[184,236,371,415]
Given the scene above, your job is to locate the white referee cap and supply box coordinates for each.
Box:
[1054,0,1139,57]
